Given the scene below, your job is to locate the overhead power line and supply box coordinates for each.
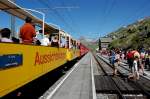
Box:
[60,0,81,36]
[36,0,77,35]
[117,0,150,28]
[98,0,116,37]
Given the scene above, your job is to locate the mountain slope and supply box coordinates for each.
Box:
[108,17,150,50]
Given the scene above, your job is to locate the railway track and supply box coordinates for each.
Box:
[93,53,150,99]
[93,54,126,99]
[97,54,150,97]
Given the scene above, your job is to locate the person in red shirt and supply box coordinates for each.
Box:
[127,50,133,73]
[19,17,36,44]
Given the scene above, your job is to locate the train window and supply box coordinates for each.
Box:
[0,11,22,42]
[0,11,10,29]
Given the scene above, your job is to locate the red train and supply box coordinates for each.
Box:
[79,43,89,56]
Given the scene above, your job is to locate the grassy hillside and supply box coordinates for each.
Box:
[108,17,150,50]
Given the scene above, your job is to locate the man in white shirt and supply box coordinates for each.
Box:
[35,29,43,41]
[0,28,13,43]
[41,34,50,46]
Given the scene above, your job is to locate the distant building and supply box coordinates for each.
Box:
[99,37,112,50]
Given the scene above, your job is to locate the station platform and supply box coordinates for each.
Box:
[40,53,150,99]
[98,54,150,79]
[95,54,150,98]
[41,52,97,99]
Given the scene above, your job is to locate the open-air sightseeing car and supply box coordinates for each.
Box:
[0,0,88,97]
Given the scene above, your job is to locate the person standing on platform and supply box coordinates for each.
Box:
[145,50,150,70]
[110,50,115,66]
[127,50,133,73]
[121,51,125,61]
[113,50,120,75]
[128,56,140,80]
[140,49,146,75]
[19,17,36,44]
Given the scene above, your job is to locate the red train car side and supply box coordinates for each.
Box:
[79,43,89,56]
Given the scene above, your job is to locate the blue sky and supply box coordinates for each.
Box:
[1,0,150,40]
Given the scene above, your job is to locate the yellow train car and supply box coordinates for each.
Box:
[0,0,81,97]
[0,43,80,97]
[0,43,67,96]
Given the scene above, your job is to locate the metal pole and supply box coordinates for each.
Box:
[42,13,45,38]
[57,25,60,47]
[69,35,71,48]
[10,0,16,37]
[58,29,61,47]
[21,8,45,38]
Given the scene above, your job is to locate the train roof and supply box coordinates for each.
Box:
[0,0,58,33]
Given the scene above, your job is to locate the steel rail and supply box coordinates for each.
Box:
[92,53,126,99]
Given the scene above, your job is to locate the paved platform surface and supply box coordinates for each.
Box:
[49,52,96,99]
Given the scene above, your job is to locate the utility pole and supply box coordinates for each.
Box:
[99,33,101,51]
[10,0,16,37]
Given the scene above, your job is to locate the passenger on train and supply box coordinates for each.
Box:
[34,29,43,45]
[19,17,36,44]
[51,36,59,47]
[60,37,66,48]
[41,34,51,46]
[36,29,43,41]
[0,28,13,42]
[12,37,20,43]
